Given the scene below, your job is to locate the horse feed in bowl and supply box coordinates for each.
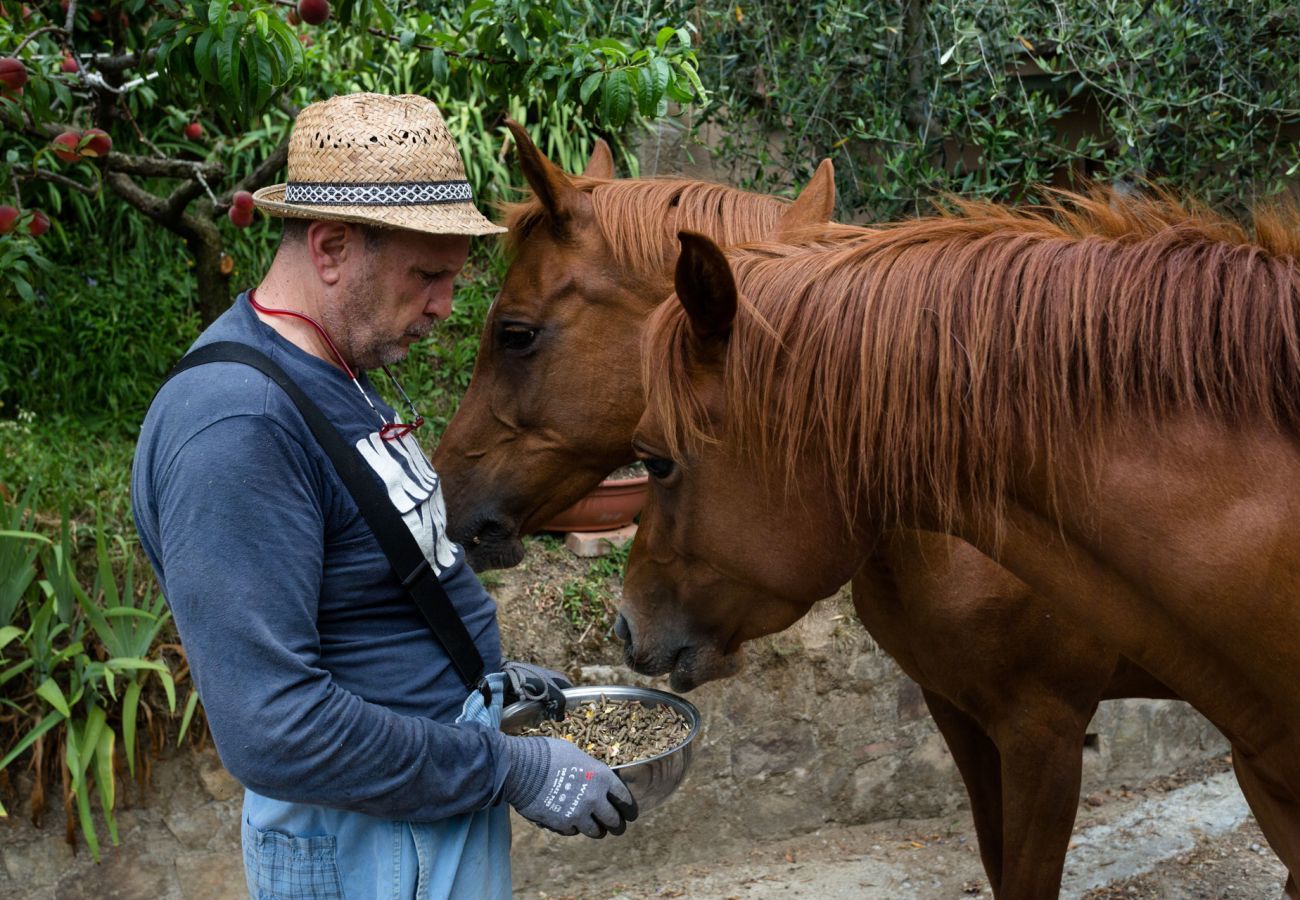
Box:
[501,684,701,813]
[518,693,691,766]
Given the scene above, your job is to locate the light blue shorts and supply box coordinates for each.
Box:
[241,673,511,900]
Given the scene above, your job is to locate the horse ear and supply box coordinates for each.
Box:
[675,231,738,358]
[582,138,615,179]
[775,158,836,238]
[506,119,590,228]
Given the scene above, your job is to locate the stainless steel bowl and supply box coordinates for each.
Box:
[501,684,701,814]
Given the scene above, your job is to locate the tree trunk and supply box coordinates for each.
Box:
[192,234,232,327]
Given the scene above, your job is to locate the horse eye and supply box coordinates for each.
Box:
[644,457,675,480]
[499,325,538,352]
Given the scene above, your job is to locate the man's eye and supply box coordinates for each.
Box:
[644,457,675,479]
[499,325,538,351]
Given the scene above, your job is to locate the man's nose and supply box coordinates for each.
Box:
[426,287,453,321]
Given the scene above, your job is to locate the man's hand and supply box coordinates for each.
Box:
[501,735,638,838]
[501,660,571,720]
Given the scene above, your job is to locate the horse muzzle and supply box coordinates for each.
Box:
[452,515,525,571]
[613,611,743,692]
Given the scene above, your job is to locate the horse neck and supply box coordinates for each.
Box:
[728,213,1300,542]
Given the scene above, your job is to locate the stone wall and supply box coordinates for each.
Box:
[510,594,1227,891]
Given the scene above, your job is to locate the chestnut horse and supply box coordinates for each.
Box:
[623,199,1300,897]
[435,131,1176,897]
[437,123,795,570]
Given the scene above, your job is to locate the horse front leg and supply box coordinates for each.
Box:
[921,688,1005,894]
[989,697,1095,900]
[1231,746,1300,898]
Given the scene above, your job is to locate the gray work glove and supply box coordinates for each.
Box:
[501,660,572,720]
[501,735,638,838]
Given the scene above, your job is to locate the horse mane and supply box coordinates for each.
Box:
[644,187,1300,529]
[502,176,789,278]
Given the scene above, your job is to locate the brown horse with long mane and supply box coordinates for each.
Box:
[623,194,1300,896]
[435,132,1186,896]
[436,127,794,570]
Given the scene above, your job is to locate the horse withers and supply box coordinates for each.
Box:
[623,207,1300,897]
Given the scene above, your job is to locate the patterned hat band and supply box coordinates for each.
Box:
[282,180,474,207]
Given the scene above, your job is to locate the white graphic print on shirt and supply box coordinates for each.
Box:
[354,430,458,575]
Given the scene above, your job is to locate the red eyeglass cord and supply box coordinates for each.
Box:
[248,288,359,380]
[247,289,423,441]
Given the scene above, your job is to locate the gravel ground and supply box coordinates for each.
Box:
[522,756,1289,900]
[1,748,1285,900]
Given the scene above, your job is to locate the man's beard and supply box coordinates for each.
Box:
[324,264,415,371]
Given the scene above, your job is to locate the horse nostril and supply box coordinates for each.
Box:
[478,519,514,542]
[613,613,632,648]
[459,518,510,549]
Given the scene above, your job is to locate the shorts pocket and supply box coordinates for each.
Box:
[244,822,345,900]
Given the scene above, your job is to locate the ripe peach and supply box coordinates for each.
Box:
[0,58,27,92]
[60,54,78,73]
[184,121,203,140]
[82,127,111,156]
[52,130,82,162]
[296,0,329,26]
[228,205,254,228]
[0,205,18,234]
[231,190,254,212]
[28,209,49,237]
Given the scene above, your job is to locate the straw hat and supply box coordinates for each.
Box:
[252,93,506,236]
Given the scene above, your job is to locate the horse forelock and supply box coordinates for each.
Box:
[503,177,788,278]
[644,187,1300,532]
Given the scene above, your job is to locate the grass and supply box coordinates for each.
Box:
[0,412,139,538]
[557,539,631,631]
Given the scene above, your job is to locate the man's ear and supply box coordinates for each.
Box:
[582,138,615,179]
[675,231,738,362]
[775,158,836,237]
[506,119,591,231]
[305,220,354,286]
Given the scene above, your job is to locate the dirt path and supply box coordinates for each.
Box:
[522,758,1287,900]
[0,750,1285,899]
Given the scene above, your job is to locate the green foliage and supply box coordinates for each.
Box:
[0,496,190,858]
[0,221,52,304]
[558,540,630,630]
[698,0,1300,218]
[154,0,306,123]
[0,240,200,428]
[0,0,701,325]
[0,413,140,530]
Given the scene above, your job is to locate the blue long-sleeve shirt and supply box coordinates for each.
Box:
[131,294,506,821]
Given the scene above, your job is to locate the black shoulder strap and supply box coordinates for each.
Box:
[163,341,485,689]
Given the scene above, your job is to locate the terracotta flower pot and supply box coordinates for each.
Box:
[543,474,649,533]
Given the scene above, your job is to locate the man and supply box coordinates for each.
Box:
[132,93,635,900]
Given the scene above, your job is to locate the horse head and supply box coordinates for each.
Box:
[434,122,638,568]
[435,124,835,570]
[618,232,863,691]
